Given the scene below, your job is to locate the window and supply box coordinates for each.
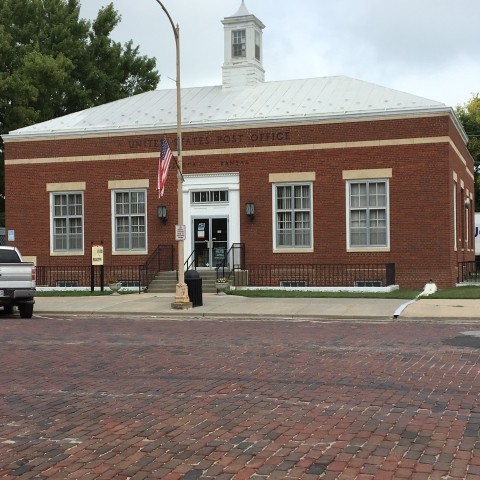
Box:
[280,280,307,287]
[461,187,466,249]
[191,190,228,204]
[55,280,79,288]
[0,250,21,262]
[274,184,312,248]
[348,180,388,247]
[52,192,83,252]
[453,180,457,251]
[232,29,246,57]
[255,31,261,61]
[355,280,383,287]
[113,190,146,251]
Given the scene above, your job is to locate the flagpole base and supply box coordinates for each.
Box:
[171,282,192,310]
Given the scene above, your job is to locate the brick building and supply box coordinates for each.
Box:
[2,2,475,289]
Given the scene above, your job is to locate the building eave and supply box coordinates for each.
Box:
[1,105,465,144]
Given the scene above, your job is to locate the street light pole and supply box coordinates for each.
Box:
[153,0,191,309]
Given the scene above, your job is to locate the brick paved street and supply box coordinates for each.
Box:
[0,316,479,479]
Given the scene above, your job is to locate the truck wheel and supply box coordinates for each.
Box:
[4,305,14,315]
[19,304,33,319]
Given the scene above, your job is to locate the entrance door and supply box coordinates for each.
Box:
[193,218,228,269]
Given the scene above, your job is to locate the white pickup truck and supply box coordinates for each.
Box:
[0,246,36,318]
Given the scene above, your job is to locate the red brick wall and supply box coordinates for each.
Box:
[4,113,475,288]
[5,115,450,160]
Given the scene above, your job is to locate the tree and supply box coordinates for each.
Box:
[456,94,480,211]
[0,0,160,226]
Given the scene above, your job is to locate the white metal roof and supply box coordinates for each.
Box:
[5,75,449,140]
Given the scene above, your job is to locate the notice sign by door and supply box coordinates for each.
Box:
[197,222,205,239]
[175,225,186,241]
[92,245,104,266]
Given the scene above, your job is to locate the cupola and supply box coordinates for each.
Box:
[221,1,265,89]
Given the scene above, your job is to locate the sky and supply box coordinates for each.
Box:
[79,0,480,108]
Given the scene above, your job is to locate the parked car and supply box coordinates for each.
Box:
[0,246,36,318]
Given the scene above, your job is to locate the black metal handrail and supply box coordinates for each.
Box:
[184,249,196,272]
[216,243,245,282]
[140,244,174,288]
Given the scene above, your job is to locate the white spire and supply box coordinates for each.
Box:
[232,1,251,17]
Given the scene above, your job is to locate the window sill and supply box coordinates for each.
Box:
[50,251,85,256]
[347,247,390,253]
[273,247,314,254]
[112,251,147,256]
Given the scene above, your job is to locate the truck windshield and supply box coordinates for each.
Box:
[0,250,21,263]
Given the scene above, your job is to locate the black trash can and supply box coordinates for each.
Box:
[185,270,203,307]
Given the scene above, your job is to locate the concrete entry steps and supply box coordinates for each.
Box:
[147,270,220,294]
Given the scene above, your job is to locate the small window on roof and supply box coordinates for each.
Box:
[232,29,246,57]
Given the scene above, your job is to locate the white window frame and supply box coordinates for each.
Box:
[111,189,147,254]
[272,182,313,252]
[346,179,390,251]
[232,29,246,58]
[191,190,229,204]
[50,191,84,255]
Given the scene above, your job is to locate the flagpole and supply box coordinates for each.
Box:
[154,0,191,309]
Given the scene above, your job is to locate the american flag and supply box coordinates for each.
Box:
[158,137,173,198]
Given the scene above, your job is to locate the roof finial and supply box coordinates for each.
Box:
[232,0,250,17]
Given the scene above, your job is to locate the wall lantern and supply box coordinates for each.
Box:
[157,205,168,223]
[465,197,471,209]
[245,202,255,220]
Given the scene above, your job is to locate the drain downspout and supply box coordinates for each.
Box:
[393,279,437,319]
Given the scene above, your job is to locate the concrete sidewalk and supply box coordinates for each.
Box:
[31,293,480,320]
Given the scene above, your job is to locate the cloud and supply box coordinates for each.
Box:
[79,0,480,106]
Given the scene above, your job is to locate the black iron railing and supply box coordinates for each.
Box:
[216,243,245,281]
[245,263,396,287]
[184,249,196,272]
[457,261,480,283]
[36,259,396,290]
[36,245,175,292]
[140,244,174,287]
[36,264,144,291]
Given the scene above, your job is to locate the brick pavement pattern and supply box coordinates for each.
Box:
[0,316,479,479]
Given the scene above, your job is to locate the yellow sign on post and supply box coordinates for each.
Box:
[92,245,104,266]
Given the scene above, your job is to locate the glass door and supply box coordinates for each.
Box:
[193,218,209,268]
[211,218,228,268]
[193,217,228,268]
